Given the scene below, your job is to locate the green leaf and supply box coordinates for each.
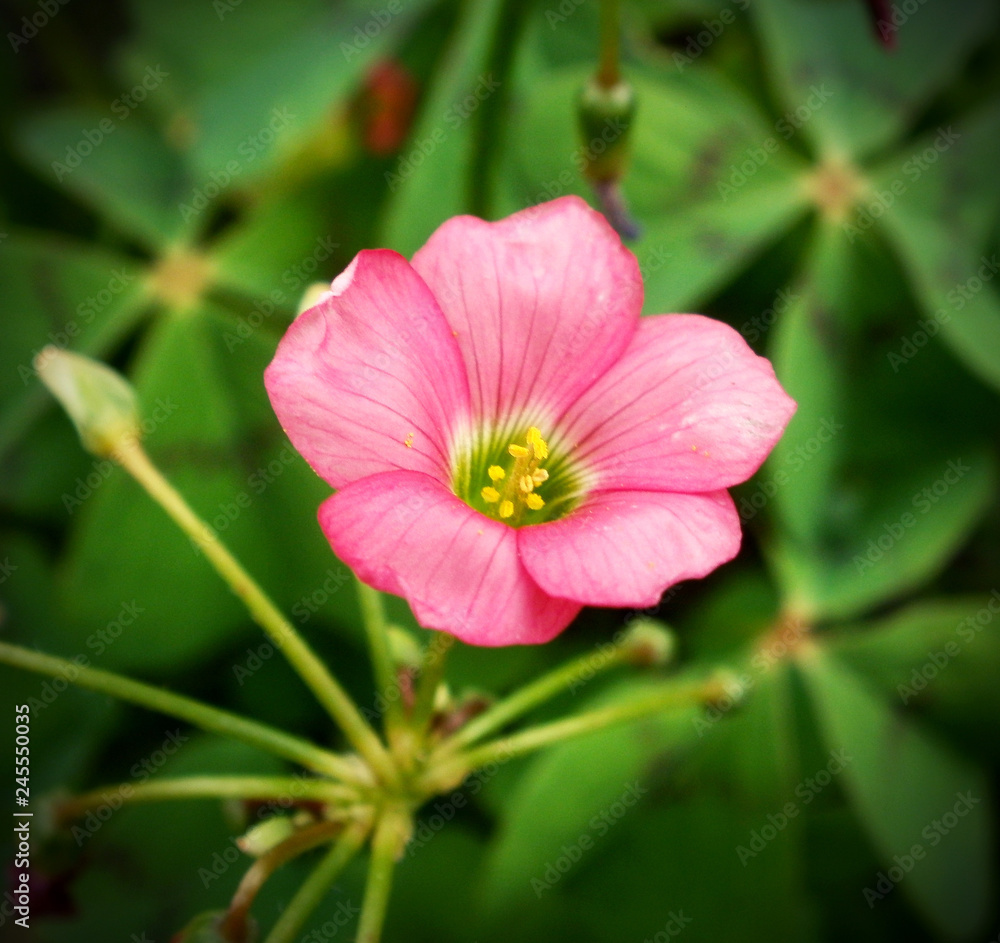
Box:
[15,111,196,250]
[381,0,507,255]
[797,647,993,940]
[752,0,997,160]
[772,447,995,621]
[0,234,150,459]
[481,679,703,911]
[873,103,1000,391]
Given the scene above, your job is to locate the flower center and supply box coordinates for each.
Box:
[451,424,585,527]
[479,427,550,524]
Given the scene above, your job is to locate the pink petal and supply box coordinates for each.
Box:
[411,195,642,430]
[319,471,581,646]
[557,315,796,492]
[265,250,471,489]
[518,489,741,608]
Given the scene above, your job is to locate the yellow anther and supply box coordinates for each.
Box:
[488,465,506,481]
[481,486,500,503]
[499,500,514,519]
[519,475,534,493]
[526,494,545,511]
[527,426,549,460]
[508,444,529,458]
[532,469,549,485]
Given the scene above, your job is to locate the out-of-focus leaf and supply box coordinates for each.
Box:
[772,446,995,621]
[872,104,1000,391]
[15,112,196,250]
[752,0,997,160]
[499,65,810,312]
[827,597,1000,760]
[381,0,506,255]
[481,679,704,910]
[0,234,150,459]
[129,0,430,186]
[766,221,848,547]
[798,647,993,940]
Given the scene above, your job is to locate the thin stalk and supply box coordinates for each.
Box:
[356,580,402,736]
[597,0,622,88]
[115,443,399,788]
[55,776,364,824]
[409,632,455,739]
[263,818,372,943]
[355,806,409,943]
[428,679,719,786]
[437,643,631,755]
[0,641,356,782]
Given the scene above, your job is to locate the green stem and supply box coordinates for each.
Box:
[355,806,409,943]
[597,0,622,88]
[0,641,357,782]
[55,776,364,824]
[438,642,630,755]
[427,679,719,787]
[409,632,455,739]
[356,580,402,736]
[116,443,399,788]
[263,818,371,943]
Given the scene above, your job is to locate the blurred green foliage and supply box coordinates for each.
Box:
[1,0,999,940]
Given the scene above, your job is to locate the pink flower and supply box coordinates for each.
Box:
[265,197,795,646]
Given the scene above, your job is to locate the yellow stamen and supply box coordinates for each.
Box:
[481,486,500,503]
[525,494,545,510]
[527,426,549,460]
[488,465,506,481]
[519,475,534,493]
[508,444,529,458]
[532,469,549,485]
[499,500,514,519]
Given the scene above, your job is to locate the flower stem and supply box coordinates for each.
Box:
[0,641,356,782]
[597,0,622,88]
[356,580,402,737]
[260,817,372,943]
[115,443,399,788]
[355,805,410,943]
[409,631,455,739]
[54,776,364,824]
[429,679,719,785]
[437,643,630,755]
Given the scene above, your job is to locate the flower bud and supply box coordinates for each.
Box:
[387,626,423,670]
[34,347,140,458]
[619,618,676,667]
[576,78,636,184]
[236,815,295,858]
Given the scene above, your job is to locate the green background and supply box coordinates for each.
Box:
[1,0,999,940]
